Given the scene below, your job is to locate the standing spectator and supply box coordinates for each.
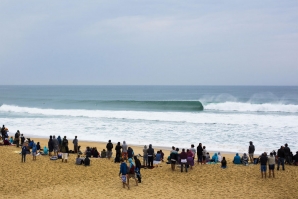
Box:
[48,136,54,156]
[20,134,25,146]
[52,135,59,156]
[202,146,207,164]
[1,125,5,139]
[293,151,298,166]
[187,149,194,169]
[21,142,27,163]
[122,141,128,161]
[127,147,134,160]
[190,144,196,161]
[268,152,275,178]
[180,149,188,172]
[61,136,69,163]
[106,140,113,160]
[248,141,255,163]
[14,130,20,147]
[260,152,268,178]
[115,142,122,162]
[147,144,154,168]
[134,156,142,183]
[143,145,148,166]
[197,143,203,164]
[170,146,178,171]
[284,143,292,165]
[73,136,78,153]
[57,135,62,149]
[32,143,37,161]
[119,158,129,189]
[277,146,285,170]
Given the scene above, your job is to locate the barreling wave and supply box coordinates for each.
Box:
[204,102,298,113]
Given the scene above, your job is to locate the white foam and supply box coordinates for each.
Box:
[204,102,298,113]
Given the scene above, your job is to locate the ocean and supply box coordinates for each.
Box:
[0,85,297,154]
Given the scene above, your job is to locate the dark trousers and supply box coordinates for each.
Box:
[148,156,153,167]
[74,145,78,153]
[285,155,292,165]
[278,157,285,170]
[22,153,26,162]
[181,163,188,172]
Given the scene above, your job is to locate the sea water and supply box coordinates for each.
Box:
[0,85,297,154]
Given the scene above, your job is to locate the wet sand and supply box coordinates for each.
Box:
[0,138,297,199]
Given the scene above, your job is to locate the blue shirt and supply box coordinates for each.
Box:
[119,162,127,175]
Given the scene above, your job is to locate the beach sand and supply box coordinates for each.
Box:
[0,138,297,199]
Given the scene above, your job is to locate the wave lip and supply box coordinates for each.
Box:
[204,102,298,113]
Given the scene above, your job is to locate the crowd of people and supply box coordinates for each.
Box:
[1,124,298,188]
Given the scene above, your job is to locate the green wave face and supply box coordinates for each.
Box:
[93,100,204,112]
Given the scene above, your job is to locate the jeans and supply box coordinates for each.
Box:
[181,163,188,172]
[22,153,26,162]
[278,157,285,170]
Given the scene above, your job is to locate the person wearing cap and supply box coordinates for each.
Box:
[248,141,255,163]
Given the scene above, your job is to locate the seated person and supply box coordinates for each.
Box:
[160,150,164,161]
[84,156,90,166]
[293,151,298,166]
[210,153,218,162]
[43,146,49,155]
[233,153,241,164]
[206,152,210,162]
[153,151,162,165]
[4,138,10,145]
[36,142,41,152]
[85,147,91,158]
[241,153,249,165]
[101,149,107,158]
[9,137,14,144]
[217,152,222,162]
[93,147,99,158]
[221,157,227,169]
[76,155,84,165]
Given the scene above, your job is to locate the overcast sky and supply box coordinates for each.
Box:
[0,0,297,85]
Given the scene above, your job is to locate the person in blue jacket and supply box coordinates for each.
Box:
[211,153,218,163]
[32,143,37,161]
[119,158,129,189]
[233,153,241,164]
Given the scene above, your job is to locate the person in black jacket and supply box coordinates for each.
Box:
[248,141,255,163]
[197,143,203,163]
[115,142,122,163]
[134,156,142,183]
[147,144,154,168]
[277,146,285,170]
[106,140,113,160]
[284,143,292,165]
[48,135,54,156]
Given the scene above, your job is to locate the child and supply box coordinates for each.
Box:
[21,143,27,162]
[32,143,37,161]
[9,136,14,144]
[36,142,41,152]
[119,158,129,189]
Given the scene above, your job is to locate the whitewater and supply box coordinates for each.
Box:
[0,85,297,154]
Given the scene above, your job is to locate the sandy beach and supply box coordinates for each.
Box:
[0,138,297,199]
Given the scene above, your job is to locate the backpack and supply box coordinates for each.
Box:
[129,164,135,174]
